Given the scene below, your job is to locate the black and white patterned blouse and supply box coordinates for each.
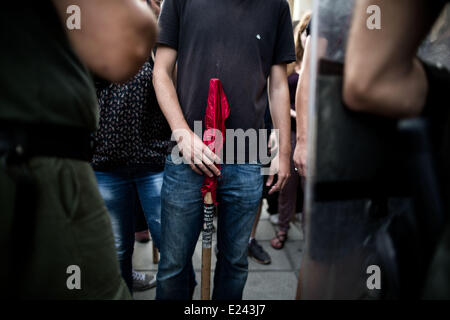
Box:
[91,58,171,172]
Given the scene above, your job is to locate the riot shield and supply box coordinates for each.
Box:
[300,0,450,299]
[419,5,450,70]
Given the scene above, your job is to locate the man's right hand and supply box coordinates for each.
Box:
[173,129,221,177]
[293,141,307,177]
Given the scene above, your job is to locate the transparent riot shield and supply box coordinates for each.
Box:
[300,0,450,299]
[419,5,450,70]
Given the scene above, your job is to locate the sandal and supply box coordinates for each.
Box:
[270,231,288,250]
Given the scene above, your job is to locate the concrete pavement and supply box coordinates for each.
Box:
[132,200,304,300]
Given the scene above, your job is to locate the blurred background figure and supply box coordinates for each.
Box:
[296,0,449,300]
[344,0,450,299]
[0,0,157,299]
[247,108,278,266]
[271,12,310,251]
[92,0,170,294]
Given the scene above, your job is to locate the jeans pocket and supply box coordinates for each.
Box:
[166,154,174,165]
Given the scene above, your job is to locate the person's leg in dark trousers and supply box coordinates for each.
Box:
[213,164,263,300]
[272,131,299,249]
[280,131,300,231]
[278,171,298,232]
[135,201,151,242]
[135,202,149,233]
[248,200,272,264]
[156,155,204,300]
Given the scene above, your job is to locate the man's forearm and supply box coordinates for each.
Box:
[153,69,189,133]
[268,67,292,192]
[270,83,291,156]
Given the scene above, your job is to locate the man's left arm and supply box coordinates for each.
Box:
[267,64,291,194]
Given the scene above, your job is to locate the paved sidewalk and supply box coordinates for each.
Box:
[132,200,305,300]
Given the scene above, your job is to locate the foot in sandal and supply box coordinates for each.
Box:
[270,231,288,250]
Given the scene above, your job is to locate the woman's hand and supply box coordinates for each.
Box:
[293,141,307,177]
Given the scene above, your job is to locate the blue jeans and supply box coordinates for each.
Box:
[156,155,263,300]
[95,168,163,291]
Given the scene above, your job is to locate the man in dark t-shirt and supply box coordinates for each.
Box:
[153,0,295,299]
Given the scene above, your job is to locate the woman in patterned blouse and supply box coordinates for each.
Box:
[92,0,170,294]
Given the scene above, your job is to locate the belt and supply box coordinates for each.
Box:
[0,121,93,164]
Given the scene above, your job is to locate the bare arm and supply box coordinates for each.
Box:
[296,36,310,151]
[153,45,220,177]
[293,35,311,176]
[153,46,187,132]
[267,64,291,193]
[52,0,157,83]
[343,0,442,118]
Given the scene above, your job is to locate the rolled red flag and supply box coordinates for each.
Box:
[200,78,231,204]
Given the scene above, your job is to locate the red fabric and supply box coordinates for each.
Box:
[201,79,231,204]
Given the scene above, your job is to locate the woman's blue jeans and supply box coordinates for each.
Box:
[95,168,163,292]
[156,155,263,300]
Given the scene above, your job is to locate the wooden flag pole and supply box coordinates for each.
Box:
[152,243,159,264]
[201,192,214,300]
